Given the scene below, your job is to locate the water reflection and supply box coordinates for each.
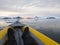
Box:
[0,18,60,43]
[21,18,60,43]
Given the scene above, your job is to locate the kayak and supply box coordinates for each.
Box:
[0,21,59,45]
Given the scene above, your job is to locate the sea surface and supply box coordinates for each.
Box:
[0,18,60,43]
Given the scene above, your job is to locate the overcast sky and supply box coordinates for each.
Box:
[0,0,60,17]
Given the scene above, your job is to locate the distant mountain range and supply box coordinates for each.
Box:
[0,16,59,19]
[46,17,56,19]
[0,16,23,19]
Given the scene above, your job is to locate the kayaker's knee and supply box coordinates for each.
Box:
[22,27,39,45]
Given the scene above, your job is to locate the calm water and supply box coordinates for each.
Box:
[20,18,60,43]
[0,18,60,43]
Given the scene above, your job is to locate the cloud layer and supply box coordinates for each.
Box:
[0,0,60,17]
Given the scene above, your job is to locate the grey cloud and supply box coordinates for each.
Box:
[0,0,60,12]
[0,0,60,17]
[0,0,60,9]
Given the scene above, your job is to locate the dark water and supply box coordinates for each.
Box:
[20,18,60,43]
[0,18,60,43]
